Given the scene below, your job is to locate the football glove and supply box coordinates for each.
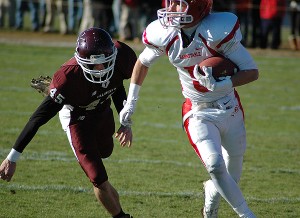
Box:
[30,75,52,96]
[119,83,141,127]
[119,99,137,127]
[193,65,232,91]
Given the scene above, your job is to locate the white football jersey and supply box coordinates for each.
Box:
[139,12,257,103]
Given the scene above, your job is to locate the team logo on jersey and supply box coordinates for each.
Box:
[102,81,110,88]
[179,51,202,59]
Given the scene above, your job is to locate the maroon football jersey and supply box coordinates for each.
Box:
[49,41,137,113]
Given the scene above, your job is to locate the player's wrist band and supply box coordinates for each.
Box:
[7,148,21,162]
[128,83,141,100]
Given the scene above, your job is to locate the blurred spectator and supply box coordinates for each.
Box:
[78,0,93,33]
[118,0,140,41]
[139,0,161,31]
[288,0,300,50]
[233,0,251,46]
[259,0,286,49]
[79,0,114,35]
[112,0,120,33]
[0,0,16,28]
[212,0,233,12]
[250,0,261,48]
[15,0,40,31]
[40,0,46,28]
[67,0,82,34]
[44,0,68,34]
[92,0,115,36]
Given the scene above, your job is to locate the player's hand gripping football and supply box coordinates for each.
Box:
[30,75,52,96]
[0,159,16,182]
[193,65,232,91]
[115,125,133,147]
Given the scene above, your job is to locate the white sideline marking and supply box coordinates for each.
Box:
[1,150,299,174]
[280,105,300,111]
[1,183,300,203]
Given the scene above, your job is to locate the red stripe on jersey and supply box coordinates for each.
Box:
[142,30,159,49]
[198,33,220,57]
[216,20,240,49]
[234,89,244,119]
[184,66,209,93]
[166,35,179,55]
[143,30,158,48]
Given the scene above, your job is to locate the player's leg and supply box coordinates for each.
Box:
[182,100,221,216]
[184,117,223,217]
[220,105,255,217]
[185,117,255,218]
[94,181,132,218]
[202,179,220,217]
[59,107,131,217]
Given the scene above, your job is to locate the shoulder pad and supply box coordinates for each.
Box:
[143,20,179,50]
[198,12,242,49]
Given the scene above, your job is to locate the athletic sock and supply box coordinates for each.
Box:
[113,209,126,218]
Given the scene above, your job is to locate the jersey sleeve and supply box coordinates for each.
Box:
[199,12,257,70]
[200,12,243,54]
[49,71,68,105]
[49,64,79,105]
[139,20,172,67]
[114,41,137,79]
[13,96,63,152]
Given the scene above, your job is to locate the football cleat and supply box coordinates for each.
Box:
[120,214,132,218]
[201,207,218,218]
[202,180,218,218]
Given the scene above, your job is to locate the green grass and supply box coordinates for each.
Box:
[0,42,299,218]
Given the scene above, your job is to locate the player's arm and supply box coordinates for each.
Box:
[119,45,161,126]
[112,85,127,114]
[226,45,259,87]
[0,96,63,182]
[112,85,133,147]
[116,59,149,145]
[204,13,259,89]
[118,59,150,128]
[130,59,149,86]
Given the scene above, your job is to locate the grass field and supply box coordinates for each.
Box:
[0,33,299,218]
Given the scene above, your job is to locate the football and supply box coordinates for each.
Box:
[198,56,239,79]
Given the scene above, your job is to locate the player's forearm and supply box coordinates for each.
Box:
[12,96,62,156]
[130,59,149,86]
[231,69,259,87]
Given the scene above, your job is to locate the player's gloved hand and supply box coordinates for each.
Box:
[119,83,141,127]
[193,65,232,91]
[119,99,137,127]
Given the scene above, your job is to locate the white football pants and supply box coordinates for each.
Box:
[185,102,255,217]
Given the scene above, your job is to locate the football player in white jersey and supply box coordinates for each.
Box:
[117,0,259,217]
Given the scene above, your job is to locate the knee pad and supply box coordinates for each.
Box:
[205,154,226,177]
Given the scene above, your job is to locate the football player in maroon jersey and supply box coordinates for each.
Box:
[0,27,136,218]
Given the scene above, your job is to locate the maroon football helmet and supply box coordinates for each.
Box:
[157,0,213,28]
[75,27,117,84]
